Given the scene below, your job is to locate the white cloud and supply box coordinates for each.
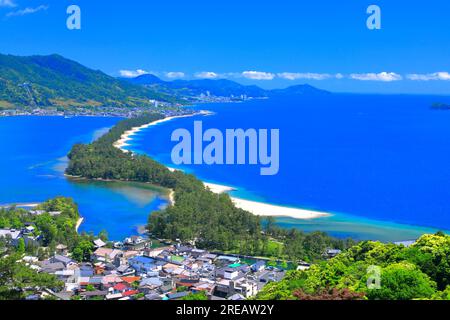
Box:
[242,71,275,80]
[0,0,16,8]
[350,72,402,82]
[119,69,149,78]
[406,72,450,81]
[165,72,185,79]
[6,5,48,17]
[195,71,219,79]
[277,72,336,81]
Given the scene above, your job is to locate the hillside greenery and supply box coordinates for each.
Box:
[0,53,179,109]
[66,113,354,262]
[255,232,450,300]
[0,197,80,249]
[0,197,106,262]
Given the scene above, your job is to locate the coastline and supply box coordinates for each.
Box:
[112,114,330,220]
[204,181,330,219]
[75,217,84,233]
[113,111,211,151]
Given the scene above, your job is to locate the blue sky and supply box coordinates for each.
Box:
[1,0,450,94]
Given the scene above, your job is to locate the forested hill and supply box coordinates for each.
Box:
[256,233,450,300]
[66,113,354,262]
[0,53,178,110]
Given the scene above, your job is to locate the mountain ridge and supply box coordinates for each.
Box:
[0,53,178,110]
[0,53,330,110]
[123,73,330,98]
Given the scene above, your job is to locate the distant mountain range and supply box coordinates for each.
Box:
[0,53,329,110]
[123,73,330,99]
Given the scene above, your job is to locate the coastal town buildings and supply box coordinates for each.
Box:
[17,236,287,300]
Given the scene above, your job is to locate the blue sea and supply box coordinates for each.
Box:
[2,94,450,242]
[0,116,168,240]
[125,94,450,241]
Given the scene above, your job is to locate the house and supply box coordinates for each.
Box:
[143,246,175,258]
[22,225,35,235]
[228,293,245,300]
[114,250,140,267]
[145,293,163,300]
[40,262,65,274]
[101,275,123,287]
[121,276,141,285]
[191,282,216,295]
[0,229,22,246]
[175,245,192,255]
[80,291,109,300]
[325,249,342,258]
[56,244,68,255]
[87,276,104,289]
[168,255,185,265]
[139,277,163,293]
[176,278,200,289]
[29,210,45,216]
[214,279,258,298]
[129,256,159,274]
[202,253,217,261]
[93,239,106,248]
[122,290,139,298]
[190,248,206,258]
[258,271,285,284]
[251,260,266,273]
[196,257,213,265]
[224,268,239,280]
[105,293,123,300]
[166,291,189,300]
[124,236,147,250]
[79,264,94,277]
[94,263,105,275]
[232,279,258,298]
[113,282,131,294]
[216,255,240,266]
[117,265,135,276]
[51,255,75,267]
[91,248,123,263]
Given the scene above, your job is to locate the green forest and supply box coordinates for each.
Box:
[255,232,450,300]
[0,197,109,300]
[66,113,354,263]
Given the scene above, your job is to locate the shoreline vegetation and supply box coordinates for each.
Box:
[66,113,354,262]
[113,113,331,220]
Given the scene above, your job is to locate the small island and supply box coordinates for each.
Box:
[431,103,450,110]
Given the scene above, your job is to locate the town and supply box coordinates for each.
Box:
[1,225,291,301]
[0,200,311,301]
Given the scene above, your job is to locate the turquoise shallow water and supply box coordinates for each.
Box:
[124,94,450,241]
[0,116,168,240]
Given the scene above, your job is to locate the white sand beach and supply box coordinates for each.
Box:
[204,182,330,219]
[114,114,330,220]
[75,217,84,233]
[113,111,211,152]
[230,197,330,219]
[181,172,329,220]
